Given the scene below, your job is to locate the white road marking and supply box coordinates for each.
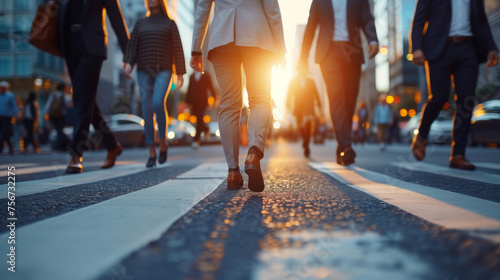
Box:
[0,162,227,280]
[474,162,500,170]
[309,162,500,243]
[0,163,169,199]
[390,162,500,185]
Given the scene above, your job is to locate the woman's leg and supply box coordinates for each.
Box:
[137,70,156,157]
[152,70,173,152]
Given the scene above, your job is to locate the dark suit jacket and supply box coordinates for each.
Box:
[410,0,498,63]
[300,0,378,64]
[286,77,321,119]
[186,73,217,111]
[57,0,130,59]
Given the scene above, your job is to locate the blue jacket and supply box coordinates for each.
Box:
[0,92,19,117]
[410,0,498,63]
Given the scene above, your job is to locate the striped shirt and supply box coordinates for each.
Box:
[124,14,186,74]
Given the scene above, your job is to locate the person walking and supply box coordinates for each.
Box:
[299,0,379,166]
[22,92,40,153]
[123,0,186,168]
[374,95,392,151]
[57,0,130,173]
[0,81,18,154]
[354,101,369,144]
[186,71,217,149]
[44,83,71,151]
[286,74,321,158]
[410,0,498,170]
[190,0,286,192]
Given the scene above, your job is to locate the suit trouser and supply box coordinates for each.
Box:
[210,43,274,169]
[320,42,362,155]
[64,30,117,157]
[419,41,478,156]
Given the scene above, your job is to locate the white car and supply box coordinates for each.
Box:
[402,112,453,144]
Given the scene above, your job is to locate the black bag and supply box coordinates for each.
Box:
[49,95,65,118]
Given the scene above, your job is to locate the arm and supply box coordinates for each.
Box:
[477,0,499,67]
[299,0,319,72]
[171,22,186,75]
[191,0,213,53]
[262,0,286,56]
[361,0,378,43]
[409,0,431,54]
[123,21,140,65]
[103,0,130,54]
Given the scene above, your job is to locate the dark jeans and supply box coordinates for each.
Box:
[23,119,38,149]
[0,116,13,153]
[320,42,362,155]
[419,41,478,156]
[64,30,117,157]
[193,106,208,142]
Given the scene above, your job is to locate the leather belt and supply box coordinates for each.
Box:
[71,24,82,32]
[447,36,473,43]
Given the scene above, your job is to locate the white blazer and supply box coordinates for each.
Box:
[191,0,286,57]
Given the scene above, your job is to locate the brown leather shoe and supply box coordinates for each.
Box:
[66,156,83,174]
[227,170,244,190]
[245,154,265,192]
[411,134,427,161]
[338,146,356,166]
[101,143,123,169]
[449,155,476,171]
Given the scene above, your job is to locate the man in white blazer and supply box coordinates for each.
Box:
[190,0,286,192]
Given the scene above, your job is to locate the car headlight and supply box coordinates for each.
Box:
[168,131,176,139]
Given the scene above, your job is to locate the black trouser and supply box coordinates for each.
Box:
[320,42,362,155]
[419,41,478,156]
[23,119,38,149]
[64,30,117,157]
[51,117,66,150]
[193,106,208,142]
[0,116,13,153]
[298,115,313,149]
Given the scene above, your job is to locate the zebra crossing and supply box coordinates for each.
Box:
[1,154,499,280]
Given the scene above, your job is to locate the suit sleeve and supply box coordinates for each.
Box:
[477,0,498,52]
[104,0,130,54]
[262,0,286,55]
[409,0,431,54]
[171,22,186,75]
[191,0,214,53]
[300,0,319,64]
[361,0,378,43]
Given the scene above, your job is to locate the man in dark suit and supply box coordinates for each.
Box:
[57,0,130,173]
[410,0,498,170]
[299,0,378,165]
[185,72,217,149]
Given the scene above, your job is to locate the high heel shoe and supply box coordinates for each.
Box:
[146,156,157,168]
[159,148,168,164]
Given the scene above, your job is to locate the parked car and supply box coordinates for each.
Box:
[470,99,500,145]
[167,120,196,146]
[401,111,453,144]
[202,122,221,144]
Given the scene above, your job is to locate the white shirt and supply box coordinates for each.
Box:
[332,0,349,42]
[449,0,473,36]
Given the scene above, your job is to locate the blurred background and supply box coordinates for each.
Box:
[1,0,499,152]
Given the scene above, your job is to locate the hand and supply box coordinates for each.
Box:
[412,50,426,66]
[190,54,204,73]
[176,75,184,89]
[123,63,133,79]
[486,51,499,68]
[368,43,379,59]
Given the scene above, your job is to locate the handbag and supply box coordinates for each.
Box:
[29,2,62,57]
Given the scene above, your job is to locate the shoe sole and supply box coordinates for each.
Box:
[227,180,244,190]
[66,167,83,174]
[245,163,265,192]
[449,163,476,171]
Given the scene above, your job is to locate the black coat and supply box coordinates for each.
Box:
[186,73,217,112]
[57,0,130,59]
[410,0,498,63]
[300,0,378,64]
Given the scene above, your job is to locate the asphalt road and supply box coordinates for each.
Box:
[0,140,499,280]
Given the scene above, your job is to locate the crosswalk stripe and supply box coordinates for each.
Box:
[474,162,500,170]
[0,162,172,199]
[1,161,144,177]
[0,162,227,280]
[309,162,500,243]
[389,162,500,185]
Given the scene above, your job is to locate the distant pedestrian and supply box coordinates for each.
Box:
[354,101,369,144]
[0,81,18,154]
[410,0,498,170]
[44,83,71,151]
[124,0,186,168]
[190,0,286,192]
[374,95,392,151]
[22,92,40,153]
[286,74,321,157]
[57,0,130,173]
[299,0,379,165]
[186,71,217,149]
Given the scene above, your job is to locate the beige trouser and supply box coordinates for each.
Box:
[210,43,274,169]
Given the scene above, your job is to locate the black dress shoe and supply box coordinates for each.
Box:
[338,146,356,166]
[159,148,167,164]
[146,157,156,168]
